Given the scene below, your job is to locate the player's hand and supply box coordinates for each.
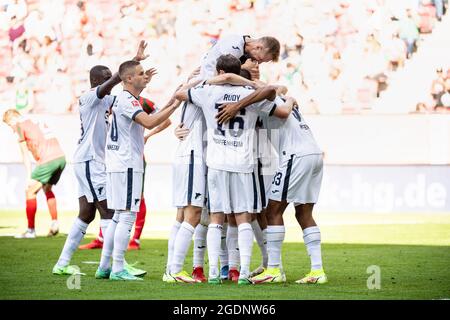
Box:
[187,67,200,82]
[242,59,260,80]
[286,96,298,107]
[174,123,190,140]
[145,68,158,82]
[144,133,152,144]
[216,102,241,124]
[133,40,150,61]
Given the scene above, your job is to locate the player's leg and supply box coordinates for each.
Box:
[219,216,229,280]
[53,196,95,275]
[164,208,183,279]
[43,156,66,236]
[250,211,268,277]
[192,207,209,282]
[42,184,59,236]
[129,195,146,250]
[130,166,147,249]
[226,214,240,282]
[78,228,104,249]
[16,179,42,238]
[294,203,326,284]
[169,204,202,283]
[234,212,254,285]
[206,168,230,284]
[109,171,143,281]
[54,160,106,275]
[207,212,225,284]
[251,199,288,284]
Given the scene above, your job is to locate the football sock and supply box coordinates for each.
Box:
[226,226,239,270]
[193,224,208,268]
[57,218,88,267]
[207,223,222,278]
[303,226,323,271]
[251,219,268,267]
[26,198,37,229]
[237,223,254,278]
[132,197,146,241]
[170,222,195,274]
[166,221,181,274]
[99,212,119,271]
[219,222,228,268]
[112,211,136,273]
[99,219,110,241]
[45,191,58,220]
[266,225,285,269]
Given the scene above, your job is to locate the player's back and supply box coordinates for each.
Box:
[16,117,64,164]
[266,97,322,164]
[189,83,274,173]
[174,101,206,159]
[105,90,145,173]
[73,87,115,163]
[199,34,246,79]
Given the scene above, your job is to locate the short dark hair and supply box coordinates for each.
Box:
[216,54,241,75]
[260,36,280,62]
[119,60,140,81]
[89,65,111,86]
[239,68,252,80]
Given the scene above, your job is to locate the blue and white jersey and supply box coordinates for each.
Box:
[105,90,145,173]
[199,34,247,79]
[73,87,115,163]
[263,97,322,164]
[188,83,275,173]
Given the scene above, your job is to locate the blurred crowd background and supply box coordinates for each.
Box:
[0,0,449,115]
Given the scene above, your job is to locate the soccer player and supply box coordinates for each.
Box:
[186,33,281,282]
[52,41,150,275]
[78,97,171,251]
[217,88,327,285]
[96,60,182,281]
[175,54,282,285]
[3,109,66,238]
[199,34,280,80]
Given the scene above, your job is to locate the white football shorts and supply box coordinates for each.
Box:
[106,169,143,212]
[172,151,206,208]
[74,160,107,203]
[207,168,259,214]
[269,154,323,204]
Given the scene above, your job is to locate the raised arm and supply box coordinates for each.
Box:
[216,85,277,124]
[97,40,150,99]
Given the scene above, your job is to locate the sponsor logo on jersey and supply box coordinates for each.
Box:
[107,144,119,150]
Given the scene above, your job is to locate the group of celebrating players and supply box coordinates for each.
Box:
[4,33,327,285]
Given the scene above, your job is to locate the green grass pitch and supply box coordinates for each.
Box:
[0,210,449,300]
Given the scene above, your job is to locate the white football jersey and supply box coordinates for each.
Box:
[73,87,115,163]
[174,100,206,159]
[264,97,322,164]
[199,34,247,79]
[105,90,145,173]
[189,83,275,173]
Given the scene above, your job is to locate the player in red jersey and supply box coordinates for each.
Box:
[3,109,66,238]
[79,96,170,250]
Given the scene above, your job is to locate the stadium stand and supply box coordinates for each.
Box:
[0,0,448,115]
